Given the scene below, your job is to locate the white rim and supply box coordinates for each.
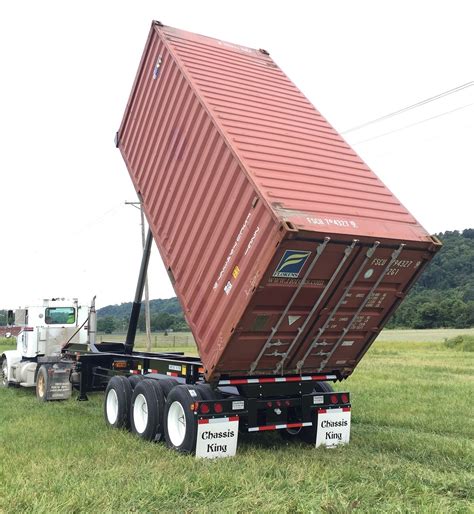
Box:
[106,388,119,425]
[168,401,186,446]
[37,373,45,398]
[133,393,148,434]
[1,360,7,386]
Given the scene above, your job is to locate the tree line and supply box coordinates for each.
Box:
[96,297,188,334]
[386,229,474,329]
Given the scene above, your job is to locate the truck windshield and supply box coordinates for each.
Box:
[45,307,76,325]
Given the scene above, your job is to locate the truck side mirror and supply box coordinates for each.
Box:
[7,310,14,325]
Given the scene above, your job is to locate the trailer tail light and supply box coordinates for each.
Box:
[200,403,210,414]
[285,400,291,407]
[113,360,128,369]
[214,402,223,414]
[266,401,273,408]
[341,393,349,404]
[330,394,339,404]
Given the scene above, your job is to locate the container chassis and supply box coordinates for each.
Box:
[60,230,351,457]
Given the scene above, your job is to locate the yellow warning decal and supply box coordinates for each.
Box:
[232,265,240,279]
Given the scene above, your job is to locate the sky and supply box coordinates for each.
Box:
[1,0,473,309]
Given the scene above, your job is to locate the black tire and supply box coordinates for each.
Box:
[280,425,303,440]
[131,379,166,442]
[314,382,334,393]
[164,385,203,453]
[1,357,10,388]
[299,381,334,444]
[36,365,49,402]
[128,374,145,389]
[195,383,221,401]
[104,376,133,429]
[157,378,178,397]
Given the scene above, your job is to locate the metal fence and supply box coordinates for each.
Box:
[97,332,196,349]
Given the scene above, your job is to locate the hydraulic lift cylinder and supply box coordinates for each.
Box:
[124,228,153,354]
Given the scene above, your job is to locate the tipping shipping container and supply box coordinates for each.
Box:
[117,22,441,381]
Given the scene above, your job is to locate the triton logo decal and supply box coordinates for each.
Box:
[273,250,311,278]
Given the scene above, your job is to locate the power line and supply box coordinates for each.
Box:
[342,81,474,134]
[351,102,474,146]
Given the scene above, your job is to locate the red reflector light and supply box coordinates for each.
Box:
[214,402,223,414]
[285,400,291,407]
[341,393,349,404]
[266,401,273,408]
[330,394,338,404]
[276,400,282,407]
[200,403,210,414]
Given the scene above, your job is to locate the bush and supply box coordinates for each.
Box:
[443,335,474,352]
[0,336,16,346]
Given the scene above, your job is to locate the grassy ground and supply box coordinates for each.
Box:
[0,330,473,513]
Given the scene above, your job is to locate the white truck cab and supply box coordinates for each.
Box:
[1,298,90,392]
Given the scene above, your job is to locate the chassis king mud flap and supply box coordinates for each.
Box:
[196,417,239,459]
[315,407,351,448]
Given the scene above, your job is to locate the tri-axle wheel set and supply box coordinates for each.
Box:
[104,375,210,453]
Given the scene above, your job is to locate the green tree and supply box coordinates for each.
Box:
[97,317,116,334]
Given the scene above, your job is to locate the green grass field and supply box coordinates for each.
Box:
[0,330,473,513]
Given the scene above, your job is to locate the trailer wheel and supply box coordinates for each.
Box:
[104,376,132,429]
[0,358,9,388]
[299,381,334,444]
[36,366,49,402]
[157,378,178,397]
[280,426,302,439]
[128,374,144,389]
[131,379,165,441]
[164,385,202,453]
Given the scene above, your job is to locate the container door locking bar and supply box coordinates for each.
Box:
[296,241,380,373]
[249,238,330,375]
[275,239,358,374]
[317,243,405,372]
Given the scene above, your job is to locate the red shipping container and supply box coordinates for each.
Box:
[117,22,441,381]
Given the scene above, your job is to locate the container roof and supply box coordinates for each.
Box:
[159,24,432,243]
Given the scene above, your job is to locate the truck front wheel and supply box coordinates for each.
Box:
[1,358,9,388]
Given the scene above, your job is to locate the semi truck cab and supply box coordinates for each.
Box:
[1,298,89,396]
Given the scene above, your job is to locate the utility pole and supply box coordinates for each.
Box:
[125,201,152,352]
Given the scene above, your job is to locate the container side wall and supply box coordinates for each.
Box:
[118,25,282,378]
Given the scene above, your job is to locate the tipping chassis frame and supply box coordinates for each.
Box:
[66,346,351,438]
[63,228,351,451]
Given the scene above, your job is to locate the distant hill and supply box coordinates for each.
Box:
[387,229,474,328]
[98,297,182,318]
[97,297,187,333]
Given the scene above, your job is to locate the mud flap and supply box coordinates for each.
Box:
[46,363,73,400]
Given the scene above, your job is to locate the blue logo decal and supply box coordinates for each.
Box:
[273,250,311,278]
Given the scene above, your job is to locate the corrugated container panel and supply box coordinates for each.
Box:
[118,23,440,380]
